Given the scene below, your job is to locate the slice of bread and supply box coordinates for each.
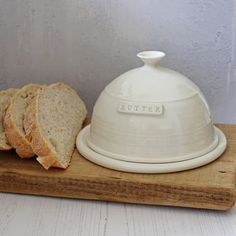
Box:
[0,88,18,150]
[4,84,43,158]
[24,82,87,169]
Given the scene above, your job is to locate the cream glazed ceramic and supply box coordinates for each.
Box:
[77,51,227,173]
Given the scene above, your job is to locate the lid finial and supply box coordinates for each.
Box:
[137,51,165,66]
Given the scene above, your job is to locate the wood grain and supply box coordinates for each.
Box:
[0,124,235,211]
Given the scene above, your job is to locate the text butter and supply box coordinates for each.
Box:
[118,101,163,115]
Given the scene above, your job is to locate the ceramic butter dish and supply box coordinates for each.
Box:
[76,51,227,173]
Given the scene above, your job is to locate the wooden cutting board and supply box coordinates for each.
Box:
[0,123,236,211]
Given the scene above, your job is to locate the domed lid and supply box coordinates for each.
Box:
[105,51,206,104]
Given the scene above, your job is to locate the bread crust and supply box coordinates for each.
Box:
[24,89,65,169]
[0,97,11,151]
[0,88,18,151]
[24,83,84,169]
[0,144,11,151]
[4,97,35,158]
[3,84,44,158]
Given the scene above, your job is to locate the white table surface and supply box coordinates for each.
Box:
[0,193,235,236]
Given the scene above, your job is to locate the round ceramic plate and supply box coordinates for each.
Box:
[76,125,227,173]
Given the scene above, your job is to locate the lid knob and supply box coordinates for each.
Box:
[137,51,165,66]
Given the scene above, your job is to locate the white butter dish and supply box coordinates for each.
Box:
[77,51,227,173]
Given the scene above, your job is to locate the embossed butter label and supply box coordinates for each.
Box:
[118,101,163,115]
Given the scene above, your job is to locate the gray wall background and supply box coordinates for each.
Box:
[0,0,235,123]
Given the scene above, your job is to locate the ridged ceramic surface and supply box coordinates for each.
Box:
[88,51,218,163]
